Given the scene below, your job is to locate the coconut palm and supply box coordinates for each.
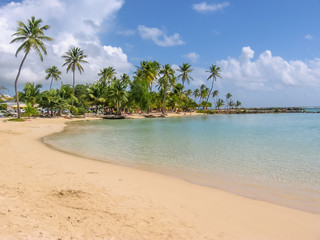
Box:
[199,84,209,109]
[193,88,200,103]
[236,100,242,108]
[87,83,106,114]
[177,63,193,86]
[19,82,42,107]
[226,92,232,109]
[158,64,175,114]
[212,90,219,108]
[62,47,88,90]
[45,66,61,89]
[206,64,222,104]
[136,60,160,91]
[109,79,128,115]
[98,66,116,87]
[216,98,225,110]
[10,16,53,118]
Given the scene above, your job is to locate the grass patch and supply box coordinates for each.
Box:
[7,118,25,122]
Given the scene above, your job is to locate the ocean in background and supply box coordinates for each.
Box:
[44,114,320,213]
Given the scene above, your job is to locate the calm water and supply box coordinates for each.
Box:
[44,114,320,213]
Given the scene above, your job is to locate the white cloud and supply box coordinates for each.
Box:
[217,46,320,90]
[0,0,133,91]
[305,34,313,40]
[138,25,185,47]
[193,2,230,13]
[183,52,200,63]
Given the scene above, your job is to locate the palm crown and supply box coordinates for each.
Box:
[11,16,53,61]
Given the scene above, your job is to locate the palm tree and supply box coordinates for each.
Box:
[136,60,160,92]
[109,79,128,115]
[45,66,61,89]
[10,16,53,118]
[193,88,200,103]
[19,82,42,107]
[87,83,106,114]
[98,66,117,87]
[216,98,225,110]
[226,92,232,109]
[158,64,175,114]
[62,47,88,90]
[177,63,193,87]
[236,100,242,108]
[212,90,219,108]
[199,84,209,109]
[206,64,222,104]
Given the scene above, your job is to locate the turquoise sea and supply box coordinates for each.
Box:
[44,114,320,213]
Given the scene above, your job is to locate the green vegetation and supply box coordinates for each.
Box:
[10,16,53,118]
[7,17,243,117]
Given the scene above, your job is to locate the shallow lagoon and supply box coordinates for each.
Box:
[44,113,320,213]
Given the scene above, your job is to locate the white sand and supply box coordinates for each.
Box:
[0,117,319,239]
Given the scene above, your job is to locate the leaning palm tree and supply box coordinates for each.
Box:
[45,66,61,89]
[212,90,219,108]
[62,47,88,90]
[206,64,222,104]
[177,63,193,87]
[10,16,53,118]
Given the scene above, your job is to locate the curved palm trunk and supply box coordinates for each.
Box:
[14,52,28,118]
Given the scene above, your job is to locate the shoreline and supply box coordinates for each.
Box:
[43,120,320,214]
[0,117,320,239]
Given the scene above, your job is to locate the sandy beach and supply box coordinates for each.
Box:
[0,117,319,240]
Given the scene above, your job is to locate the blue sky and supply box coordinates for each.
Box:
[0,0,320,107]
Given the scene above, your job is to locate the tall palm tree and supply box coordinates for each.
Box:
[206,64,222,104]
[109,79,128,115]
[45,66,61,89]
[10,16,53,118]
[98,66,117,87]
[62,47,88,90]
[177,63,193,86]
[158,64,175,114]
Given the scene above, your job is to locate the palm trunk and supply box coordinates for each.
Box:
[72,70,75,106]
[206,80,214,107]
[50,76,53,90]
[116,101,120,115]
[14,52,28,119]
[162,89,167,114]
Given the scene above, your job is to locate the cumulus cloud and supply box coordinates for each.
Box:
[192,2,230,13]
[138,25,185,47]
[217,46,320,90]
[182,52,200,63]
[0,0,133,92]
